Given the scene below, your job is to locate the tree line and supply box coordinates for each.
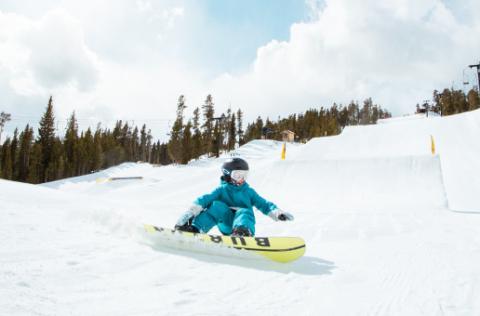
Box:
[0,97,171,183]
[243,98,391,142]
[416,88,480,115]
[1,87,478,184]
[166,95,392,162]
[166,94,245,164]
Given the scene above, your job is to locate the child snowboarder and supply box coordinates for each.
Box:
[175,157,294,237]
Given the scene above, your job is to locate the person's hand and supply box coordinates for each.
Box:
[268,209,294,221]
[176,204,203,226]
[188,204,204,215]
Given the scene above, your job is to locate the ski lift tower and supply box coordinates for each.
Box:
[468,61,480,91]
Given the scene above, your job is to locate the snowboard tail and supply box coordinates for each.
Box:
[144,224,305,263]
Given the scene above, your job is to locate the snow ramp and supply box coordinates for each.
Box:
[253,155,447,212]
[266,109,480,212]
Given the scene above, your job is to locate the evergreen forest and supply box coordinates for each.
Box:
[0,87,478,184]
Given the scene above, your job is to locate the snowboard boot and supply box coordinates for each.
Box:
[175,223,200,233]
[174,218,200,233]
[231,226,252,237]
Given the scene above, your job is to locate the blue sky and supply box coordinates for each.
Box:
[199,0,307,72]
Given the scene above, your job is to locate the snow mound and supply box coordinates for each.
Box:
[294,109,480,212]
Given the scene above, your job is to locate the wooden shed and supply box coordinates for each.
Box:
[281,130,295,143]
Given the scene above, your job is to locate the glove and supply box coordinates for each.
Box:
[268,209,294,221]
[176,204,204,226]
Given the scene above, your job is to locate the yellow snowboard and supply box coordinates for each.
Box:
[144,224,305,263]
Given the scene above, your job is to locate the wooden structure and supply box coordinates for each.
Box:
[281,130,295,143]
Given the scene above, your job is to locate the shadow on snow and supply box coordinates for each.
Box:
[144,242,335,276]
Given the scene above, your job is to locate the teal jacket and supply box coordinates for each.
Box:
[194,180,278,215]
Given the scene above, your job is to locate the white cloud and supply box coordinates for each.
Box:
[136,0,153,13]
[211,0,480,118]
[162,7,184,29]
[0,9,99,95]
[26,10,99,91]
[1,0,479,141]
[0,7,188,138]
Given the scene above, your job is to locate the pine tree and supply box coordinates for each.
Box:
[255,116,264,139]
[112,120,122,142]
[140,124,148,162]
[236,109,244,145]
[17,125,34,182]
[83,128,95,172]
[146,129,153,162]
[452,89,468,114]
[432,90,442,114]
[168,95,187,163]
[104,122,125,167]
[443,89,455,115]
[347,101,359,125]
[338,106,349,128]
[1,138,13,179]
[38,96,56,182]
[159,142,171,165]
[64,112,79,177]
[371,105,379,123]
[227,113,236,150]
[192,107,203,159]
[76,132,88,175]
[360,98,373,125]
[121,122,133,161]
[181,121,193,164]
[201,94,215,155]
[212,119,222,158]
[27,143,42,184]
[48,137,64,180]
[92,127,103,171]
[436,88,473,116]
[150,142,158,164]
[10,128,18,180]
[467,89,480,111]
[218,113,227,152]
[0,111,11,145]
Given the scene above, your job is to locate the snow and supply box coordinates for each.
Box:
[377,112,440,125]
[2,110,480,315]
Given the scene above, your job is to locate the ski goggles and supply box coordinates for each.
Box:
[230,170,249,183]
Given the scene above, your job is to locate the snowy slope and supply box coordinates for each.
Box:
[2,110,480,315]
[296,109,480,212]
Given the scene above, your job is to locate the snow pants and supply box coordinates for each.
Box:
[192,201,256,235]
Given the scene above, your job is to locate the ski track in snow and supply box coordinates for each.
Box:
[2,110,480,315]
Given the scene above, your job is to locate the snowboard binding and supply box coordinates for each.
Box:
[231,226,253,237]
[174,217,200,233]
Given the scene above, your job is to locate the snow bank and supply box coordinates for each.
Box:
[294,109,480,212]
[254,155,447,211]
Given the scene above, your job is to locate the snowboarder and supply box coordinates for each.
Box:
[175,157,294,237]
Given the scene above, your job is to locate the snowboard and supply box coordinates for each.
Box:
[143,224,305,263]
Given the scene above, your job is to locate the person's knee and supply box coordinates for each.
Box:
[211,201,228,210]
[236,208,255,219]
[233,208,256,226]
[207,201,230,219]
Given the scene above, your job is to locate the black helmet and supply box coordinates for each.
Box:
[221,158,249,184]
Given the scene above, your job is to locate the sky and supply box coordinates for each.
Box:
[0,0,479,140]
